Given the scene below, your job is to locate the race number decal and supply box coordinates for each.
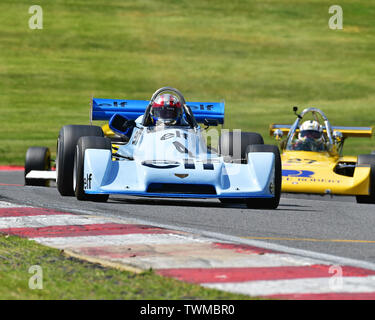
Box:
[132,129,143,145]
[173,141,194,157]
[287,158,317,164]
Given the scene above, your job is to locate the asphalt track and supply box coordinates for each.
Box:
[1,170,375,269]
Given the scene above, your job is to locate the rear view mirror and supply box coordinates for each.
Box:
[332,130,343,143]
[109,113,136,136]
[273,129,283,140]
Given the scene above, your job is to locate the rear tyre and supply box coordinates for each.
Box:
[356,154,375,204]
[24,147,51,186]
[218,132,264,204]
[219,131,264,163]
[244,144,282,209]
[56,125,104,196]
[74,136,111,202]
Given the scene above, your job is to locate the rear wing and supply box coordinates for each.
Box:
[91,98,225,125]
[269,124,373,138]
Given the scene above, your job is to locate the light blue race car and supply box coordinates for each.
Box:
[54,87,281,209]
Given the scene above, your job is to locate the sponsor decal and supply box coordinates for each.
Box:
[173,141,194,157]
[160,133,175,140]
[203,163,214,170]
[142,160,180,169]
[112,101,127,107]
[184,160,195,170]
[175,130,188,139]
[282,170,315,178]
[175,173,189,179]
[84,173,93,190]
[283,174,342,184]
[159,130,188,141]
[188,104,214,111]
[98,101,127,107]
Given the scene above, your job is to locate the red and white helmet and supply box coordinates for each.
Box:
[150,93,182,125]
[298,120,323,143]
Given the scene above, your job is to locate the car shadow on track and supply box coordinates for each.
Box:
[109,196,314,211]
[110,197,227,208]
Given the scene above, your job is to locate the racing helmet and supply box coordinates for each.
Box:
[298,120,324,143]
[150,93,182,125]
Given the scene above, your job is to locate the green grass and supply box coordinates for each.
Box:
[0,235,253,300]
[1,0,374,164]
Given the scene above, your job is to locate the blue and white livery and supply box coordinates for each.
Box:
[71,87,281,208]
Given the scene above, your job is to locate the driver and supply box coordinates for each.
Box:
[292,120,325,151]
[150,93,183,126]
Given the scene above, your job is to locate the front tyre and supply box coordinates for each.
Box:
[56,125,104,196]
[245,144,282,209]
[74,136,111,202]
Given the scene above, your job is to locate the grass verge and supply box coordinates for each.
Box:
[0,234,254,300]
[0,0,374,165]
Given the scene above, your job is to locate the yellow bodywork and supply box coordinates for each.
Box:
[269,116,373,196]
[281,151,370,195]
[101,124,119,156]
[101,124,115,138]
[270,124,373,196]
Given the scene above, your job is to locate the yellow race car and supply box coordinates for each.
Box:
[270,107,375,203]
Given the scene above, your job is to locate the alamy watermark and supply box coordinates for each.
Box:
[28,5,43,30]
[329,5,343,30]
[328,265,343,291]
[28,265,43,290]
[28,5,343,31]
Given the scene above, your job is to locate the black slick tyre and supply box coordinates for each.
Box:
[73,136,111,202]
[56,125,103,196]
[219,131,264,163]
[24,147,51,186]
